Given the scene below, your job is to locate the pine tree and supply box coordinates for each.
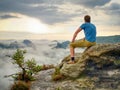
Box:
[12,49,42,82]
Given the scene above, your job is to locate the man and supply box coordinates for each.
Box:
[68,15,96,64]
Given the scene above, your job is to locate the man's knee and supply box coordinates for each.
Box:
[69,42,75,48]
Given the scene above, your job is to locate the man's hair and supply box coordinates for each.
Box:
[84,15,91,22]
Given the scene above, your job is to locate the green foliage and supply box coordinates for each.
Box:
[26,59,36,69]
[10,49,54,82]
[26,59,43,74]
[54,67,61,75]
[9,49,55,90]
[12,49,26,68]
[52,67,64,81]
[11,49,42,82]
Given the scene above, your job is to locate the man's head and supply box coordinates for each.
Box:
[84,15,91,22]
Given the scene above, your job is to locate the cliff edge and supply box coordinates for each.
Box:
[31,43,120,90]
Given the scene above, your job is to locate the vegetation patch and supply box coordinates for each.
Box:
[5,49,54,90]
[52,67,64,81]
[10,81,30,90]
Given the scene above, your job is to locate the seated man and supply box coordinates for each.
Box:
[68,15,96,64]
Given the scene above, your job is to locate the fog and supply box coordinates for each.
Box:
[0,40,84,90]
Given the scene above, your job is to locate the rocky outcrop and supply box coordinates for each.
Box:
[60,43,120,78]
[31,43,120,90]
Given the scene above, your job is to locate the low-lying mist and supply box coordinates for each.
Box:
[0,39,84,90]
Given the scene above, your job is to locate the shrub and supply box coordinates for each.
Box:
[52,67,64,81]
[11,49,43,82]
[11,81,29,90]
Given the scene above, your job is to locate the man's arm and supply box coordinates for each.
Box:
[71,28,82,42]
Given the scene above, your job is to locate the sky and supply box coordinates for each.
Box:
[0,0,120,40]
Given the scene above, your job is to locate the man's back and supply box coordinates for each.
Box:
[80,22,96,42]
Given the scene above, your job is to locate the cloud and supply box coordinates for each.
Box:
[107,3,120,25]
[0,14,19,19]
[0,0,116,25]
[98,3,120,25]
[104,3,120,15]
[0,0,77,24]
[67,0,111,8]
[0,39,70,89]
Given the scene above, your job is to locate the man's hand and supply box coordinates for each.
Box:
[71,28,82,42]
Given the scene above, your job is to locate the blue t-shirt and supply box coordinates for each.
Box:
[80,22,96,42]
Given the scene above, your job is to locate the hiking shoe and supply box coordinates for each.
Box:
[67,60,75,64]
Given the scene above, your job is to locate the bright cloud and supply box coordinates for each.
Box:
[0,0,120,39]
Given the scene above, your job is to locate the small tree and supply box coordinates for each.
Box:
[5,49,54,90]
[12,49,42,82]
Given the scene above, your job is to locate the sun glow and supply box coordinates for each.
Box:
[27,18,49,34]
[0,15,49,34]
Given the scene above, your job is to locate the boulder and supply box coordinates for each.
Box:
[60,43,120,78]
[31,43,120,90]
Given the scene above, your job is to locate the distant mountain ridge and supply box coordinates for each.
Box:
[0,39,34,49]
[96,35,120,43]
[53,35,120,49]
[52,40,70,49]
[0,35,120,49]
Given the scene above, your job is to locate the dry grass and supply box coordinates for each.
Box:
[10,81,31,90]
[52,67,64,81]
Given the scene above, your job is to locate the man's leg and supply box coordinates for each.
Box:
[68,39,85,64]
[68,41,78,64]
[70,46,75,61]
[68,39,96,64]
[67,46,75,64]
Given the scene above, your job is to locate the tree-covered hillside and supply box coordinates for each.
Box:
[97,35,120,43]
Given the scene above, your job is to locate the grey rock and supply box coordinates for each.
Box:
[60,43,120,78]
[31,43,120,90]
